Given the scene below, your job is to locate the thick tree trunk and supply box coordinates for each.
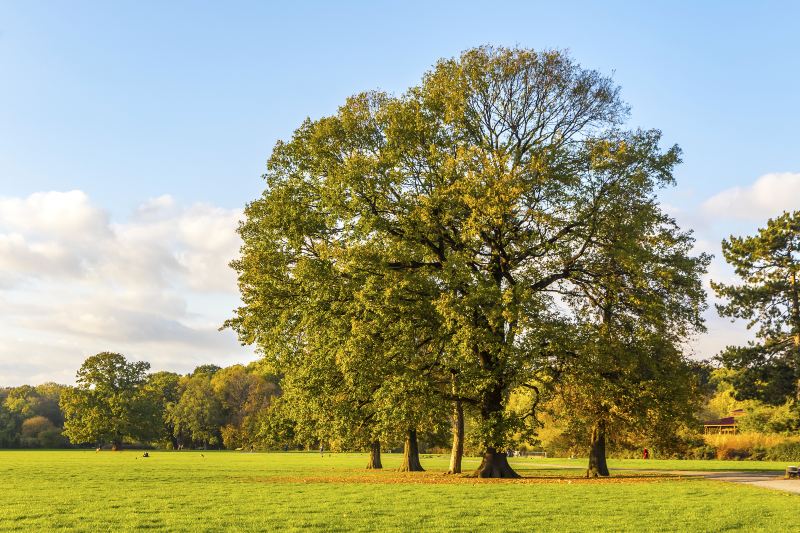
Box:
[447,398,464,474]
[475,448,519,478]
[398,429,424,472]
[366,440,382,469]
[111,440,122,451]
[473,377,520,478]
[586,420,610,477]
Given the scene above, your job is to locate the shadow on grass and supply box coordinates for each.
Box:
[240,469,685,485]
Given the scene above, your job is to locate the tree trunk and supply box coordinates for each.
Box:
[366,440,382,469]
[473,375,520,478]
[398,429,424,472]
[475,448,519,478]
[586,420,610,477]
[447,398,464,474]
[111,440,122,451]
[790,266,800,400]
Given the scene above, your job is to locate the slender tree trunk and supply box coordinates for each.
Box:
[790,266,800,400]
[398,429,424,472]
[366,440,382,469]
[447,397,464,474]
[586,420,610,477]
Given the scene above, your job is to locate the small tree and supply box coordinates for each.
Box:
[60,352,152,450]
[551,175,707,476]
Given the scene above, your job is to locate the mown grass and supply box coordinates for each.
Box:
[0,451,798,531]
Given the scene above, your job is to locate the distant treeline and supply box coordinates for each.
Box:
[0,382,67,448]
[0,353,281,450]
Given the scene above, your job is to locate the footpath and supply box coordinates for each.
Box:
[537,462,800,495]
[667,470,800,495]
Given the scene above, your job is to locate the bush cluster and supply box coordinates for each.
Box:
[685,433,800,461]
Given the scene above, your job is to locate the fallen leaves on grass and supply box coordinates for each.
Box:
[240,470,682,485]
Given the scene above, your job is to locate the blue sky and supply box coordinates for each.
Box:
[1,1,799,384]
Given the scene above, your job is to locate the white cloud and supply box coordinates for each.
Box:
[702,172,800,221]
[0,191,251,385]
[0,190,110,238]
[673,171,800,360]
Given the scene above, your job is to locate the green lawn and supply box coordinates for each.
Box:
[0,451,798,532]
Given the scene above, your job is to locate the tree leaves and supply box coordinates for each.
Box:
[713,211,800,403]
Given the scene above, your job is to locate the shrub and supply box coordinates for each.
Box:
[38,428,67,448]
[704,432,788,451]
[20,416,55,439]
[750,446,767,461]
[716,447,750,460]
[765,442,800,462]
[689,445,716,460]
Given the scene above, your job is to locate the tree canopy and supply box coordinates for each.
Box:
[712,210,800,404]
[227,46,704,477]
[60,352,155,449]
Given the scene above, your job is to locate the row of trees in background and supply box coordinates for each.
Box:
[0,383,67,448]
[0,354,280,451]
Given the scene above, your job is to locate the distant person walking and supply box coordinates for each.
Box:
[319,444,324,457]
[642,448,649,460]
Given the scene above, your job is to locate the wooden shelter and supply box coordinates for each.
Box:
[703,409,746,435]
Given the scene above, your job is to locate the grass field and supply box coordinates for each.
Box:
[1,451,798,531]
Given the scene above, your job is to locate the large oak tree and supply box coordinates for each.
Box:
[229,46,686,477]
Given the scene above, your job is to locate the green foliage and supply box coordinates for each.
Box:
[141,371,182,446]
[3,384,65,427]
[765,441,800,461]
[211,365,278,449]
[0,383,69,448]
[3,358,282,451]
[192,364,222,378]
[0,403,18,447]
[737,402,800,434]
[20,416,66,448]
[60,352,155,447]
[168,374,223,448]
[227,46,694,461]
[712,210,800,403]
